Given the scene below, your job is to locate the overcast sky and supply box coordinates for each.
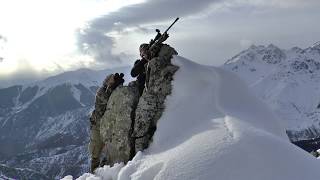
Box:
[0,0,320,86]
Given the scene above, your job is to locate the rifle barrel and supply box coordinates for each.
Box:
[164,17,179,34]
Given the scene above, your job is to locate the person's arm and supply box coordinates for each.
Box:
[89,74,114,125]
[131,59,148,77]
[90,73,125,125]
[90,86,113,126]
[95,86,113,105]
[96,74,115,103]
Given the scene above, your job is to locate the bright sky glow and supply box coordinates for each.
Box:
[0,0,143,76]
[0,0,319,86]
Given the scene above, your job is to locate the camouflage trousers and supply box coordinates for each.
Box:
[89,123,104,172]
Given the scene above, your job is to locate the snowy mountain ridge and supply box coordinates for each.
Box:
[0,67,131,179]
[32,67,130,90]
[223,42,320,141]
[6,67,132,114]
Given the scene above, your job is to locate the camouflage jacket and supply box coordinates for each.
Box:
[90,85,113,126]
[148,43,163,60]
[131,43,163,92]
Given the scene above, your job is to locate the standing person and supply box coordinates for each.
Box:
[89,73,124,173]
[130,32,168,95]
[131,17,178,95]
[130,44,149,95]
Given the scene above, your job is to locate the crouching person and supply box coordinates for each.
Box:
[89,73,124,173]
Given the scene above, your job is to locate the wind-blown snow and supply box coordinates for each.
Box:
[65,56,320,180]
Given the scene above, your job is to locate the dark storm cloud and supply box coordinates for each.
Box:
[77,0,220,64]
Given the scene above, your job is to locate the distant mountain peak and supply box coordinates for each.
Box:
[224,41,320,142]
[290,46,304,53]
[248,44,258,50]
[226,43,285,65]
[301,41,320,56]
[312,41,320,49]
[267,43,279,48]
[23,66,131,92]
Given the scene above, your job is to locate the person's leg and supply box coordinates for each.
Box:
[138,82,145,96]
[89,125,104,173]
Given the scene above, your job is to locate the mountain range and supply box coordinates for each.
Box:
[1,42,320,179]
[0,67,131,179]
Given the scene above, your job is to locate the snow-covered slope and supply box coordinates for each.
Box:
[69,56,320,180]
[224,43,320,141]
[0,164,50,180]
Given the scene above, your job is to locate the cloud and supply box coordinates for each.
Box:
[0,35,6,62]
[264,0,320,7]
[0,35,5,45]
[0,59,56,88]
[77,0,220,65]
[222,0,320,10]
[77,0,320,67]
[2,0,320,86]
[0,35,7,41]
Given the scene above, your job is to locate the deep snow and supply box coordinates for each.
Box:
[63,56,320,180]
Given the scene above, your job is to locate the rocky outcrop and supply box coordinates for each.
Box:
[100,84,140,165]
[133,45,179,152]
[99,44,178,165]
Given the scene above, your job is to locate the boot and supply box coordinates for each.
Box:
[90,158,100,173]
[100,157,108,168]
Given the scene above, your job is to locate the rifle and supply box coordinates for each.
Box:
[149,17,179,49]
[144,18,179,91]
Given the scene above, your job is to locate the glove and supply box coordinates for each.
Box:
[103,73,125,90]
[89,110,97,126]
[103,74,114,88]
[110,73,125,90]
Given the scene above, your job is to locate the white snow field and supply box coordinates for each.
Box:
[63,56,320,180]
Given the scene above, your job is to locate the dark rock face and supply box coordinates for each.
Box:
[99,44,179,165]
